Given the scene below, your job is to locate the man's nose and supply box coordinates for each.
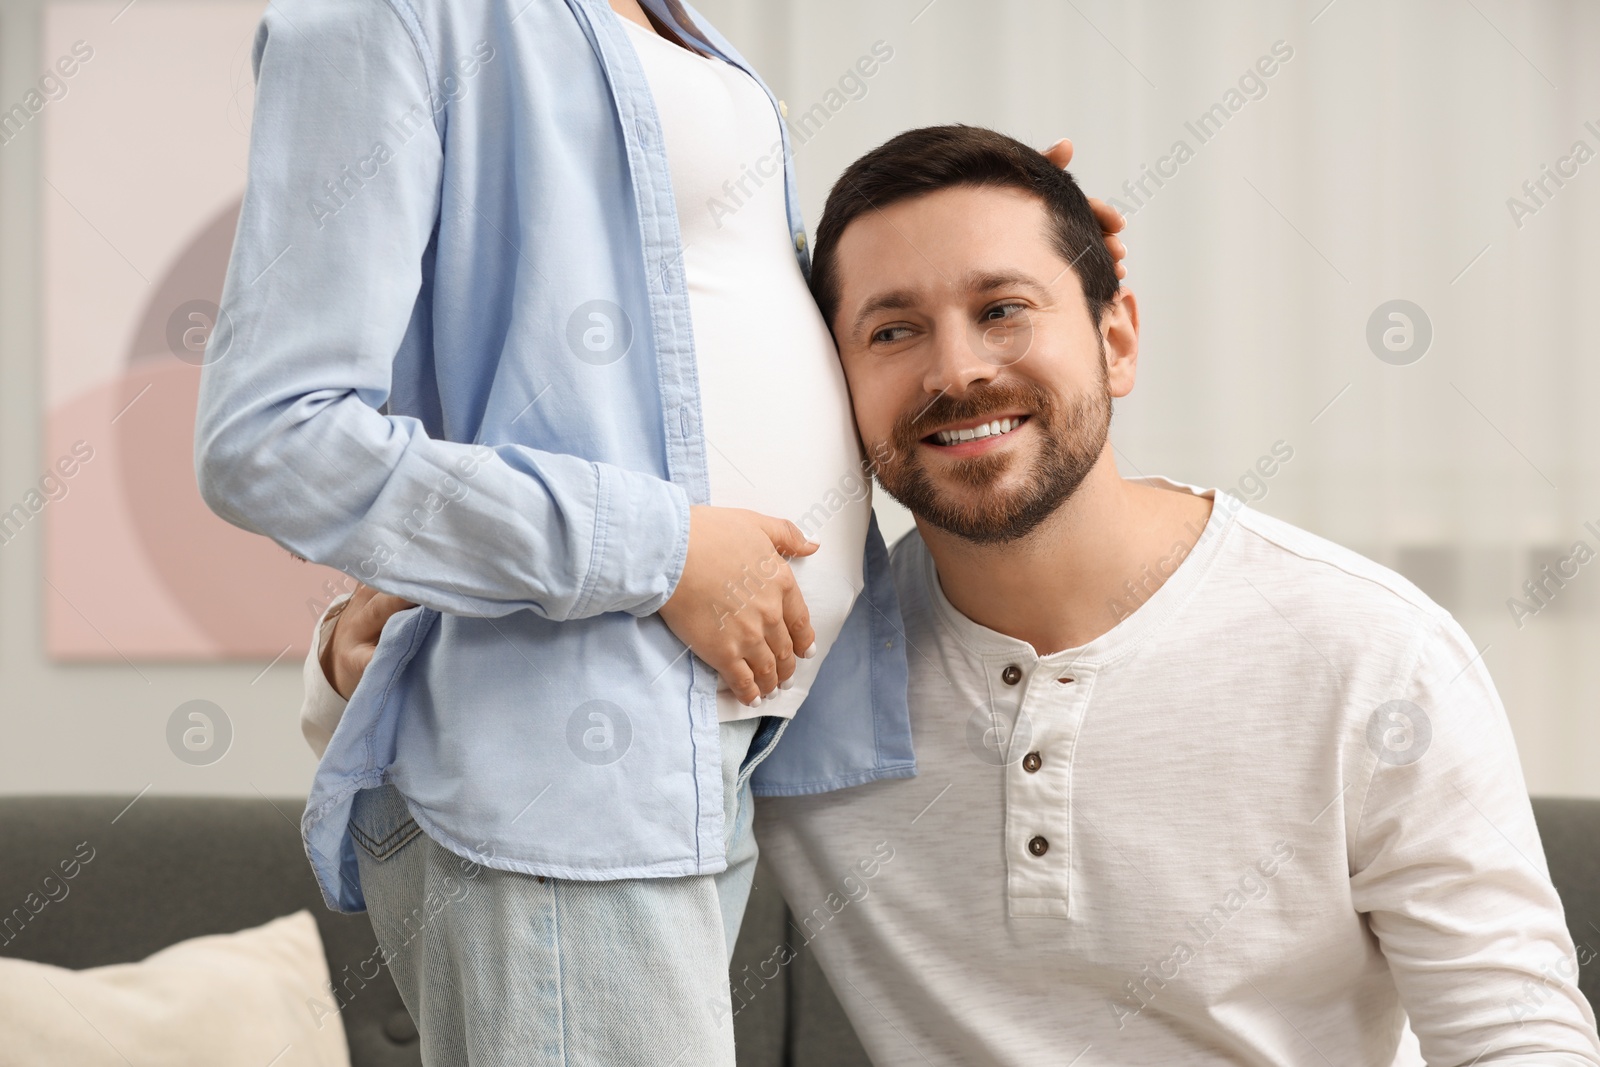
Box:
[922,318,1002,398]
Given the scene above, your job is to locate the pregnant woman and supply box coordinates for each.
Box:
[197,0,1123,1062]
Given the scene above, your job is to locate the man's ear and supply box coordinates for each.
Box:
[1101,287,1139,398]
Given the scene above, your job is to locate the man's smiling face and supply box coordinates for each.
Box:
[831,183,1138,544]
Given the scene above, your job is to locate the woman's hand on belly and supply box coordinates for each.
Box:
[660,506,819,707]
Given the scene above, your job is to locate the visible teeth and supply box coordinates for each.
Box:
[934,417,1021,446]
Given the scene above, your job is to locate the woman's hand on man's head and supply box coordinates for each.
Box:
[1043,138,1127,279]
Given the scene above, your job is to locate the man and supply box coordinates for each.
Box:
[752,125,1600,1064]
[311,125,1600,1064]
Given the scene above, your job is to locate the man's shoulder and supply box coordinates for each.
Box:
[1191,501,1488,723]
[1222,501,1452,646]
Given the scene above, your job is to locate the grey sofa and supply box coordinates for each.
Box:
[1,795,1596,1065]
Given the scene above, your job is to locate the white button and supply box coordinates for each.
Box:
[778,99,789,118]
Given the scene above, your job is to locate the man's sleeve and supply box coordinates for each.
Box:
[1349,612,1600,1064]
[194,0,690,622]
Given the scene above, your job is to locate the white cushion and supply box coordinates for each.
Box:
[0,909,351,1067]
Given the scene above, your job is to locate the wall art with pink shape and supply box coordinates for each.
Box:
[41,1,348,661]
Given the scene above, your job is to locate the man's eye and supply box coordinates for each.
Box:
[982,303,1026,323]
[872,325,911,344]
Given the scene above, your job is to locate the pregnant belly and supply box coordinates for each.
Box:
[693,286,871,721]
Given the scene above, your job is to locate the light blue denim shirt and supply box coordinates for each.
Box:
[194,0,914,912]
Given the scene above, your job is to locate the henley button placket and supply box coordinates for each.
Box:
[1004,662,1094,918]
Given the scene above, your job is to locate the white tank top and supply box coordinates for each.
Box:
[620,14,870,722]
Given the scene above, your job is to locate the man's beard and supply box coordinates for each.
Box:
[874,361,1112,545]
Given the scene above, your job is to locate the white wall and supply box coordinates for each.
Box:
[1,0,1596,797]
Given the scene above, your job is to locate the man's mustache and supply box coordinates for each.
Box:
[895,382,1053,443]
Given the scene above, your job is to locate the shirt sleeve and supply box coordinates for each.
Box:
[1349,612,1600,1064]
[194,0,691,622]
[299,593,353,759]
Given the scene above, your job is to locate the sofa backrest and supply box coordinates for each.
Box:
[2,795,1596,1065]
[1531,797,1600,1014]
[0,795,421,1067]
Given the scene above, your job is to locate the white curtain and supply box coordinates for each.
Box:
[695,0,1600,795]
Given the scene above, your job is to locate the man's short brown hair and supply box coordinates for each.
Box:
[808,125,1120,332]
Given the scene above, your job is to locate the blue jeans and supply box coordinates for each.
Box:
[348,715,783,1066]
